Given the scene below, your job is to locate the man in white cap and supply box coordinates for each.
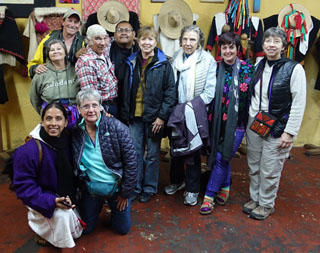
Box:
[27,9,85,78]
[76,24,118,116]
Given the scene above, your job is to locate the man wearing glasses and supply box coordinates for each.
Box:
[110,21,139,114]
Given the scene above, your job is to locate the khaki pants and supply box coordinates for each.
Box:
[246,116,293,208]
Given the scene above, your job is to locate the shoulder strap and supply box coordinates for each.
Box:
[33,139,43,166]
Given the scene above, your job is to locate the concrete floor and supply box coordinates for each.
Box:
[0,147,319,252]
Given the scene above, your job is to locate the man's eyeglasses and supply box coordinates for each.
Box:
[116,28,133,33]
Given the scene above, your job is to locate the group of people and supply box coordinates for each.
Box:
[12,8,306,249]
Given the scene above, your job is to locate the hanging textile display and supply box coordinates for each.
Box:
[0,8,25,103]
[0,0,55,18]
[279,4,312,61]
[263,4,320,65]
[206,0,264,62]
[82,0,139,22]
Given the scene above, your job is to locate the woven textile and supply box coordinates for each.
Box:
[82,0,139,22]
[36,15,64,43]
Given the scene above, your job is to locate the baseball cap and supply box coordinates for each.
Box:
[63,9,82,23]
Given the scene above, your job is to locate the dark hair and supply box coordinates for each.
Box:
[41,102,68,121]
[179,25,205,48]
[115,20,133,30]
[218,32,241,48]
[45,39,68,63]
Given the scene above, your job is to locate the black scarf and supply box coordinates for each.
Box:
[208,59,241,169]
[40,127,76,203]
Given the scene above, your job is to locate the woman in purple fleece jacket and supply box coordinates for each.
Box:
[13,103,82,248]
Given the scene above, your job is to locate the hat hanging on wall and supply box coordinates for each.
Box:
[278,3,312,59]
[97,1,130,33]
[159,0,193,39]
[278,3,312,38]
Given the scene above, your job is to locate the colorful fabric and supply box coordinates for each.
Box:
[208,59,252,169]
[76,46,118,102]
[81,0,140,22]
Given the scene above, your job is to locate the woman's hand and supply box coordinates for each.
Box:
[35,64,48,74]
[116,195,128,211]
[152,117,164,134]
[55,196,75,209]
[277,132,294,149]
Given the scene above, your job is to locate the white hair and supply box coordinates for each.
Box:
[86,24,107,40]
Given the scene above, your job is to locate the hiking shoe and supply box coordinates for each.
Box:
[184,191,199,206]
[250,206,275,220]
[243,199,258,214]
[139,192,154,203]
[164,182,185,195]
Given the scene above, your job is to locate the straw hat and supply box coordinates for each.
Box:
[278,3,312,37]
[159,0,193,39]
[97,1,129,33]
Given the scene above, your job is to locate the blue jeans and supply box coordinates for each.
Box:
[79,189,131,235]
[205,128,245,197]
[129,118,161,194]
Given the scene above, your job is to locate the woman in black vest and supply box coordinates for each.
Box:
[243,27,306,220]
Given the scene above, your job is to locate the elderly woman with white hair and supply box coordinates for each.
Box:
[76,24,118,117]
[165,25,217,206]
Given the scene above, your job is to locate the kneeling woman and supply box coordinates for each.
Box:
[200,32,253,215]
[13,103,82,248]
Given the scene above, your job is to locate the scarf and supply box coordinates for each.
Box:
[208,58,241,168]
[172,48,200,103]
[40,127,76,204]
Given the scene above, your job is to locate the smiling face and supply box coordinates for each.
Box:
[114,22,135,48]
[138,35,157,57]
[181,31,199,55]
[221,43,238,65]
[48,42,66,63]
[263,36,284,61]
[42,107,67,137]
[78,99,101,124]
[62,15,81,37]
[89,34,109,56]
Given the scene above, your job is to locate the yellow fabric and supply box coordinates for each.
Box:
[27,32,52,77]
[135,57,152,117]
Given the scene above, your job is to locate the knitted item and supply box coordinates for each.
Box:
[200,196,215,215]
[215,187,230,205]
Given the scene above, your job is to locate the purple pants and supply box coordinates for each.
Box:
[205,128,245,197]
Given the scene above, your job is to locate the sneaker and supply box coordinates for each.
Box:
[250,206,275,220]
[130,192,139,202]
[243,199,258,214]
[139,192,154,203]
[164,182,185,195]
[184,191,199,206]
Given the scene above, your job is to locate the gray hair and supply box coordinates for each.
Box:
[76,89,102,107]
[179,25,205,48]
[86,24,107,40]
[45,39,67,63]
[262,27,288,48]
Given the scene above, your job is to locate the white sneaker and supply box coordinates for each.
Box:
[164,182,185,195]
[184,191,199,206]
